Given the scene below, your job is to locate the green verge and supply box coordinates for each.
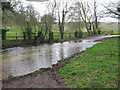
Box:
[59,38,119,88]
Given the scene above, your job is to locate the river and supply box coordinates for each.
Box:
[1,35,119,79]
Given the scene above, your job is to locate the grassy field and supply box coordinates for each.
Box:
[5,26,24,40]
[59,38,119,88]
[99,22,119,34]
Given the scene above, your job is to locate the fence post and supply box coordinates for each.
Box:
[23,32,26,40]
[79,32,82,38]
[58,33,60,39]
[98,30,101,34]
[2,29,7,40]
[69,32,71,38]
[16,32,17,40]
[0,29,1,40]
[51,32,54,40]
[111,30,113,35]
[75,31,77,38]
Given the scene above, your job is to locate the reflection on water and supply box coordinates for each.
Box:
[1,35,119,78]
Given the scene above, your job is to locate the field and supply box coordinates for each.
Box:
[59,38,119,88]
[99,22,119,34]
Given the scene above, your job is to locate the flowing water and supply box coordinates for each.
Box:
[1,35,119,78]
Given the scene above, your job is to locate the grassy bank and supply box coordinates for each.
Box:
[59,38,119,88]
[2,38,75,49]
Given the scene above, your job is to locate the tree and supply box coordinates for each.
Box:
[25,4,39,41]
[47,0,69,39]
[14,2,27,32]
[92,0,101,34]
[103,1,120,19]
[69,0,101,35]
[1,1,18,40]
[41,14,56,41]
[13,3,39,41]
[73,1,92,33]
[45,0,57,41]
[2,2,14,12]
[41,14,56,29]
[68,5,84,36]
[56,1,68,39]
[2,0,19,20]
[58,8,68,39]
[69,1,89,33]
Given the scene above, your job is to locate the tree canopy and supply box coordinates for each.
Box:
[2,2,15,12]
[41,14,56,24]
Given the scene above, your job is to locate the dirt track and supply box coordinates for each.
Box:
[2,71,67,88]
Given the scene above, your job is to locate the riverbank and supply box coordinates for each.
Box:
[59,38,119,88]
[2,39,63,49]
[2,36,119,88]
[2,34,104,49]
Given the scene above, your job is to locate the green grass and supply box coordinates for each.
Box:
[3,26,24,40]
[59,38,119,88]
[99,23,119,34]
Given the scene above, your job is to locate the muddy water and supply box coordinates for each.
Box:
[1,35,119,78]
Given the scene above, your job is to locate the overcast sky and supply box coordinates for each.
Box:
[19,0,118,22]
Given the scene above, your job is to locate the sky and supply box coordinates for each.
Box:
[18,0,118,22]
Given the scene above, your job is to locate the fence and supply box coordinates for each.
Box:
[5,30,113,41]
[6,32,75,40]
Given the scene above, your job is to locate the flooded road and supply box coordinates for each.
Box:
[1,35,119,78]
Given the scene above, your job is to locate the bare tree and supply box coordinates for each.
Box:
[42,0,57,41]
[40,13,56,41]
[92,0,101,34]
[103,1,120,19]
[73,0,92,33]
[14,2,27,32]
[68,3,84,37]
[69,0,101,35]
[46,0,69,39]
[57,1,68,39]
